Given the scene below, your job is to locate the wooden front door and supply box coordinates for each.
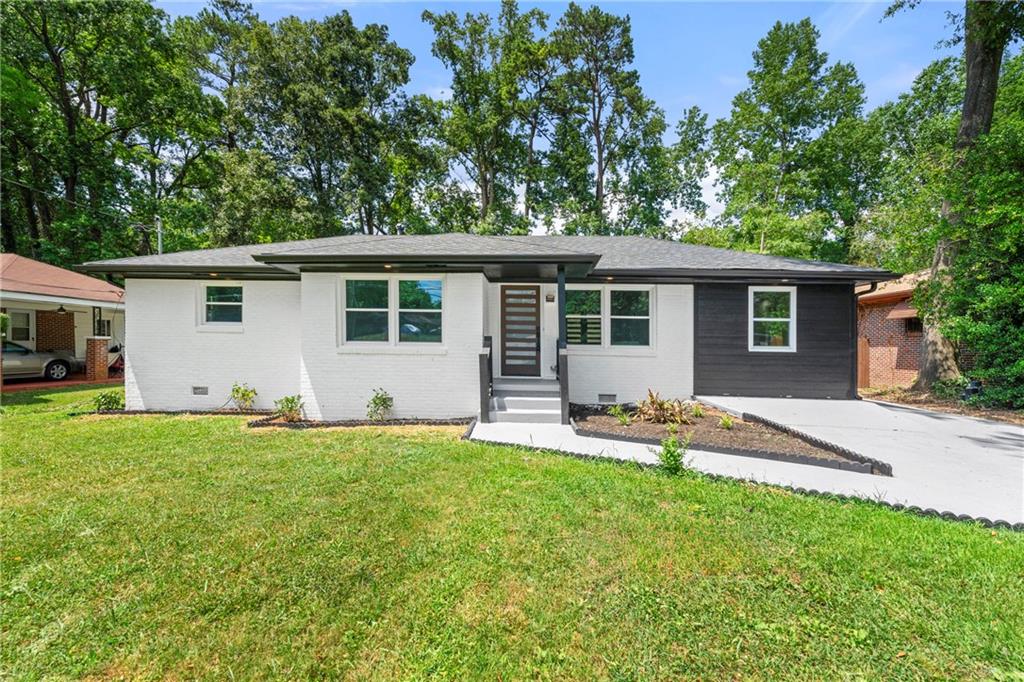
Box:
[500,285,541,376]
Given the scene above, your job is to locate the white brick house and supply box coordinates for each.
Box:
[81,234,894,422]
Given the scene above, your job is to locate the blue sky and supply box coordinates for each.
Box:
[156,0,960,121]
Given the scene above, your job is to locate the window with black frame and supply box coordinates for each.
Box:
[565,289,602,345]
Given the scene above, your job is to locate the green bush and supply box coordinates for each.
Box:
[274,395,304,422]
[93,390,125,412]
[366,388,394,421]
[658,424,691,476]
[230,382,258,410]
[718,414,734,430]
[607,404,631,426]
[931,376,968,401]
[691,403,705,419]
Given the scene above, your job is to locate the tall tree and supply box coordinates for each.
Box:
[423,0,544,231]
[711,18,866,258]
[852,57,963,272]
[1,0,203,265]
[248,12,431,236]
[887,0,1024,389]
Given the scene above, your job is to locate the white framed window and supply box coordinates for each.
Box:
[345,279,390,342]
[340,275,444,346]
[397,279,443,343]
[564,285,653,349]
[202,284,243,325]
[565,288,602,345]
[609,289,651,346]
[749,286,796,352]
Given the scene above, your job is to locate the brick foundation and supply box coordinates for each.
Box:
[857,302,922,388]
[86,336,111,382]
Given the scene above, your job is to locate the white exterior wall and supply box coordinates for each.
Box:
[123,278,300,410]
[299,272,484,421]
[566,284,694,404]
[486,282,694,403]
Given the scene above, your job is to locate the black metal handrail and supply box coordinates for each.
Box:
[479,336,493,423]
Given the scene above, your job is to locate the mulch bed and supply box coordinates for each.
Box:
[248,415,473,429]
[573,404,847,462]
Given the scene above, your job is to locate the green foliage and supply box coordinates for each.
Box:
[230,382,258,411]
[710,18,870,261]
[273,395,304,422]
[658,424,691,475]
[931,376,969,402]
[93,390,125,412]
[921,59,1024,408]
[690,403,704,419]
[607,404,631,426]
[366,387,395,421]
[0,312,8,338]
[718,414,734,430]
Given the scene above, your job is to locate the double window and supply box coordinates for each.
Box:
[564,286,652,348]
[343,277,443,344]
[749,286,796,352]
[204,285,243,324]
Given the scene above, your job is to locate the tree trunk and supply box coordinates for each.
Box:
[914,1,1009,391]
[1,195,18,253]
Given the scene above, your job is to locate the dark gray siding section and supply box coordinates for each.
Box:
[694,283,856,399]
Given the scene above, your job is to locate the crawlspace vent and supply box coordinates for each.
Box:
[192,386,209,396]
[597,393,617,403]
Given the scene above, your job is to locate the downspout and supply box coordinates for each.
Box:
[850,282,877,399]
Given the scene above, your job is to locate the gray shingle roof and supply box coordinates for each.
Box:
[80,233,893,279]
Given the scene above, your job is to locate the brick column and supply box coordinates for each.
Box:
[86,336,111,382]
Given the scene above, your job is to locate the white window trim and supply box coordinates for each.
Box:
[748,285,797,352]
[565,284,655,353]
[197,282,244,332]
[338,274,446,351]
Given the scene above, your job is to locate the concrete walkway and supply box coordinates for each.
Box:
[470,399,1024,525]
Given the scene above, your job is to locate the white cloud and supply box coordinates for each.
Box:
[819,2,877,51]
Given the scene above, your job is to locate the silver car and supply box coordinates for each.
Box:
[2,341,83,381]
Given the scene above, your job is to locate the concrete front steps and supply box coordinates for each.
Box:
[489,377,561,423]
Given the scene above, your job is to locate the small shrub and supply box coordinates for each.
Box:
[230,382,258,410]
[718,414,734,430]
[607,404,631,426]
[274,395,304,422]
[366,387,394,421]
[931,376,969,402]
[658,425,691,476]
[635,389,691,425]
[690,402,705,418]
[93,390,125,412]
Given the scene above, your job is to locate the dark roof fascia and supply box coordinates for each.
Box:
[586,267,898,283]
[76,264,297,280]
[299,264,486,274]
[253,253,600,265]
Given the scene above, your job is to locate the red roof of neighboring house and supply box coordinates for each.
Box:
[857,270,927,305]
[0,253,124,304]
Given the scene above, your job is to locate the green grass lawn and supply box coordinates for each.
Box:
[3,386,1023,680]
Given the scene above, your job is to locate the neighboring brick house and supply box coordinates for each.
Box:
[1,253,125,362]
[856,272,927,388]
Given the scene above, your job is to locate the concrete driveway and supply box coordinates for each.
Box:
[702,396,1024,525]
